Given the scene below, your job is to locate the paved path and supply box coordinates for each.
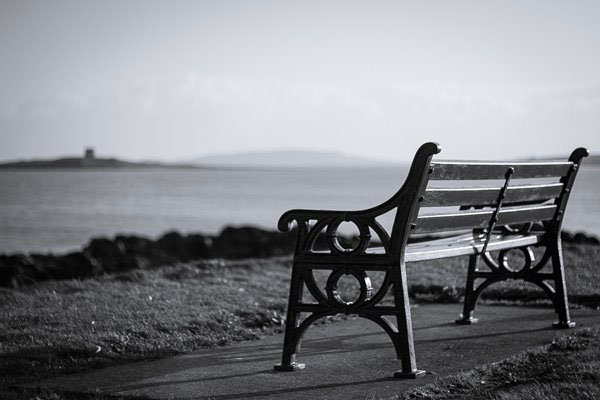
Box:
[33,304,600,400]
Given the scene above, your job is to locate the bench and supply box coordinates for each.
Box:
[273,142,589,378]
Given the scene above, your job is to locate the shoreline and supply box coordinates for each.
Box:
[1,226,598,288]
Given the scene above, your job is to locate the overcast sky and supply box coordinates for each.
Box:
[1,1,599,162]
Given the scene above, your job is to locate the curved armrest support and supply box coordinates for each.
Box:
[277,142,441,257]
[278,209,357,232]
[278,208,391,256]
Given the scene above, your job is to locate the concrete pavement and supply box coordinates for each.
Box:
[32,304,600,399]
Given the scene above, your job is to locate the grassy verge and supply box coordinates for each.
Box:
[1,258,292,399]
[394,327,600,400]
[1,243,598,399]
[407,243,600,307]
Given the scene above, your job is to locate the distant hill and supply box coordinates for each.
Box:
[0,150,396,170]
[586,154,600,165]
[3,150,593,170]
[193,150,398,168]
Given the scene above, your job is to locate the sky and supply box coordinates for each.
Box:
[1,0,599,162]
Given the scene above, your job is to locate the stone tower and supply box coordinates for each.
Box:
[83,147,95,166]
[84,148,95,160]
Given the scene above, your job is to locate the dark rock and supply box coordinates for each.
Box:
[85,237,126,259]
[55,252,102,279]
[574,232,588,244]
[114,254,150,273]
[156,231,188,257]
[0,254,41,287]
[561,231,575,243]
[114,235,155,256]
[29,254,63,281]
[562,231,600,245]
[212,226,295,258]
[83,238,126,274]
[574,232,600,245]
[154,231,212,262]
[185,234,214,260]
[0,255,20,287]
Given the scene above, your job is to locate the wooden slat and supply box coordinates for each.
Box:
[405,232,544,262]
[497,204,557,226]
[430,161,572,180]
[414,204,557,234]
[415,210,491,233]
[422,183,564,207]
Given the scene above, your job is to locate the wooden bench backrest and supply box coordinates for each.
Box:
[409,147,588,237]
[276,142,588,261]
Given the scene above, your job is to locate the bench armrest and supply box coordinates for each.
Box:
[277,209,362,232]
[278,208,392,256]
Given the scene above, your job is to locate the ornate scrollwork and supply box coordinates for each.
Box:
[303,267,392,315]
[496,246,535,276]
[465,245,559,313]
[278,211,393,256]
[326,269,372,309]
[326,218,371,254]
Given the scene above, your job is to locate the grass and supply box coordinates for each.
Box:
[394,327,600,400]
[407,243,600,306]
[0,243,599,399]
[0,258,293,399]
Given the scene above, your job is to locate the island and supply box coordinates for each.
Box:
[0,148,197,169]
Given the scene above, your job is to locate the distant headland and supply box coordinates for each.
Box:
[0,148,201,169]
[1,148,597,169]
[0,148,399,169]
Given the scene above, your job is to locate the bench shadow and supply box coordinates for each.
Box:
[188,322,549,368]
[110,375,400,400]
[102,325,549,398]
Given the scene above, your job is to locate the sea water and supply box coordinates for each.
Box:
[0,165,598,253]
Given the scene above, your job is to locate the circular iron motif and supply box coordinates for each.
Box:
[325,269,373,310]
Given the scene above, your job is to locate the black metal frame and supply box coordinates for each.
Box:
[457,148,589,327]
[273,142,588,378]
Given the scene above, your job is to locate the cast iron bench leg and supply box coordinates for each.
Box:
[551,240,576,329]
[274,265,305,371]
[456,255,479,325]
[392,262,426,378]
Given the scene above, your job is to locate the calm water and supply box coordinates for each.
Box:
[1,166,599,253]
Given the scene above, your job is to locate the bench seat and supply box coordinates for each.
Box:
[403,232,544,262]
[361,232,545,261]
